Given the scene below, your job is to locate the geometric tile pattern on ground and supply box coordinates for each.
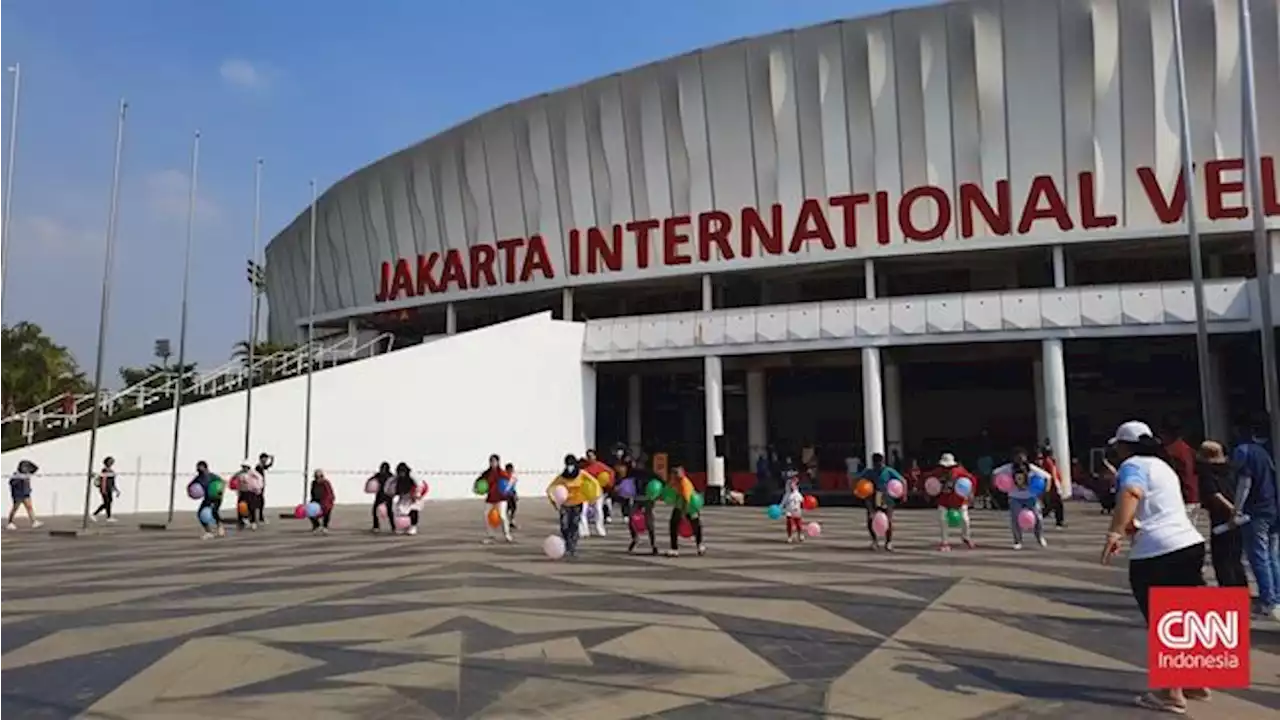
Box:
[3,501,1278,719]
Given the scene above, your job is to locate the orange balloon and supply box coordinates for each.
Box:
[237,501,249,516]
[854,479,874,500]
[486,508,502,528]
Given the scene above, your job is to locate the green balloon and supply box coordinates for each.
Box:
[644,479,663,501]
[474,479,489,496]
[945,508,963,528]
[208,479,224,497]
[687,492,705,514]
[660,486,678,505]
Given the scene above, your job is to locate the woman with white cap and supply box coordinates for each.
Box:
[1099,420,1208,713]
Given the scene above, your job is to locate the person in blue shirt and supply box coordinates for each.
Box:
[859,453,904,551]
[1232,414,1280,621]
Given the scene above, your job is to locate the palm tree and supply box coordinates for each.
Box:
[117,362,197,389]
[1,322,91,415]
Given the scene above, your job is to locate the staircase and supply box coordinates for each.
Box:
[1,333,396,446]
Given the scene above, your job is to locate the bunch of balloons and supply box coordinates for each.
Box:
[293,502,322,519]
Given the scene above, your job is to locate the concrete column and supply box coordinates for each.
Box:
[561,287,574,321]
[704,354,726,497]
[445,302,457,335]
[861,258,885,458]
[1033,358,1047,445]
[746,368,767,463]
[346,319,358,338]
[883,355,904,459]
[1270,230,1280,275]
[1041,338,1073,495]
[1207,347,1231,442]
[1051,245,1067,288]
[627,374,643,453]
[701,274,713,311]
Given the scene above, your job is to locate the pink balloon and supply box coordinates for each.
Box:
[871,510,890,537]
[630,511,647,534]
[805,521,822,538]
[543,534,566,559]
[886,479,905,500]
[994,472,1014,493]
[551,485,569,505]
[1017,509,1038,530]
[924,477,942,497]
[293,504,307,519]
[393,514,412,530]
[364,478,380,494]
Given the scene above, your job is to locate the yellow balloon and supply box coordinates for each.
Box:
[596,470,613,489]
[581,476,602,502]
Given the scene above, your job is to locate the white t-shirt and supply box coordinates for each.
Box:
[1115,455,1204,560]
[992,462,1051,500]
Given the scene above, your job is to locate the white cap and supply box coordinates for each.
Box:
[938,453,957,467]
[241,459,252,467]
[1108,420,1154,445]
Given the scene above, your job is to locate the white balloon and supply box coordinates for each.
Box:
[543,534,566,560]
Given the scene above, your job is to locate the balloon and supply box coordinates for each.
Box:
[954,477,973,498]
[187,482,204,500]
[678,518,693,538]
[871,510,890,537]
[543,534,566,560]
[486,507,502,528]
[551,485,569,505]
[886,479,905,500]
[474,479,489,496]
[208,479,224,497]
[644,479,663,501]
[1027,473,1047,497]
[229,477,240,492]
[805,521,822,538]
[237,501,249,516]
[416,482,430,499]
[687,492,705,514]
[945,508,964,528]
[616,476,637,499]
[595,470,613,489]
[802,495,818,511]
[854,479,875,500]
[581,477,602,502]
[660,486,678,505]
[924,477,942,496]
[198,506,215,526]
[766,504,783,520]
[1017,508,1038,530]
[293,504,307,519]
[364,478,381,494]
[630,511,647,534]
[586,505,598,523]
[305,502,322,519]
[394,514,412,531]
[497,478,513,496]
[993,472,1014,493]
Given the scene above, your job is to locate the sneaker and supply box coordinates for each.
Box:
[31,521,43,529]
[201,531,214,540]
[787,535,795,544]
[1037,536,1048,548]
[106,517,118,523]
[665,549,680,558]
[797,534,805,544]
[5,522,16,530]
[1013,542,1023,550]
[312,528,322,535]
[1184,688,1212,702]
[407,526,418,536]
[937,542,952,552]
[510,522,520,530]
[884,542,895,552]
[650,546,659,556]
[596,526,607,537]
[320,527,329,535]
[370,527,381,534]
[89,515,98,523]
[215,526,226,537]
[962,537,976,549]
[627,539,637,553]
[503,534,513,543]
[869,541,880,551]
[1269,607,1280,623]
[696,544,707,556]
[1134,691,1187,715]
[482,537,495,545]
[249,522,258,531]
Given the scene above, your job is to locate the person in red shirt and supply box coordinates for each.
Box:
[579,450,614,537]
[1037,446,1067,528]
[934,453,977,551]
[479,454,512,543]
[309,469,336,534]
[1161,421,1199,519]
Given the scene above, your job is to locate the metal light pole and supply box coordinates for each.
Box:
[301,179,317,503]
[81,99,127,531]
[1170,0,1216,440]
[164,131,200,525]
[1239,0,1280,464]
[242,157,263,460]
[2,63,22,319]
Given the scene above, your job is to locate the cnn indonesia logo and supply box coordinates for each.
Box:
[1149,588,1250,689]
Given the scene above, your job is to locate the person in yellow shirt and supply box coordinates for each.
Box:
[666,463,706,557]
[546,453,595,557]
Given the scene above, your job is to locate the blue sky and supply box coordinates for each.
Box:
[1,0,898,384]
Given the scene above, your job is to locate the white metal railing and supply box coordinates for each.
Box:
[2,333,396,445]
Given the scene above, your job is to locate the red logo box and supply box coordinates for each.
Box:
[1148,587,1250,689]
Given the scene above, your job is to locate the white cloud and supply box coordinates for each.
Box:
[144,169,221,223]
[219,58,271,91]
[13,215,96,254]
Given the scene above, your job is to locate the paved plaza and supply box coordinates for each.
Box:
[2,501,1278,719]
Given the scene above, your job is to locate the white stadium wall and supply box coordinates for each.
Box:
[1,313,594,518]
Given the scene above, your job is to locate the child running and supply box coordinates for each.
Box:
[91,456,121,523]
[781,475,805,543]
[858,453,904,551]
[935,452,976,551]
[995,447,1050,549]
[309,469,336,534]
[666,464,705,557]
[193,461,226,539]
[504,462,520,530]
[546,454,588,558]
[624,461,658,555]
[6,460,43,530]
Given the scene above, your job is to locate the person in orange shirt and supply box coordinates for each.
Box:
[666,463,706,557]
[546,454,591,557]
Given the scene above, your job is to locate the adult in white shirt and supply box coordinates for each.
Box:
[1099,421,1207,714]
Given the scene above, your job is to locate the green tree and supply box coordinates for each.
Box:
[117,362,197,389]
[1,322,91,416]
[232,340,297,366]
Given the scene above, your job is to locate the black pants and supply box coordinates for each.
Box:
[253,489,266,522]
[198,495,223,528]
[93,492,113,518]
[1210,529,1249,589]
[1046,495,1065,525]
[507,493,518,521]
[623,499,656,549]
[237,492,262,526]
[1129,542,1206,623]
[559,504,583,554]
[372,494,393,529]
[408,509,420,527]
[865,501,893,544]
[309,511,332,529]
[669,508,703,550]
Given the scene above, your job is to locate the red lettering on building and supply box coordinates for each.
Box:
[373,155,1279,302]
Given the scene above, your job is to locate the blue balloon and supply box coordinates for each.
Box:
[767,504,783,520]
[497,478,513,496]
[197,506,214,526]
[305,501,322,518]
[954,477,973,498]
[1027,473,1048,496]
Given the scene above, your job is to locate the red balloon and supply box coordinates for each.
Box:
[630,512,647,534]
[678,518,693,538]
[229,477,239,491]
[802,495,819,511]
[293,504,307,519]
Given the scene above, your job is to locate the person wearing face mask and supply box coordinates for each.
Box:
[369,461,394,533]
[992,447,1051,550]
[393,462,422,536]
[479,454,513,544]
[546,454,590,557]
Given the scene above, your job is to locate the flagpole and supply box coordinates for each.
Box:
[302,179,317,503]
[81,99,128,531]
[164,130,200,525]
[2,63,22,319]
[1170,0,1215,439]
[243,157,263,460]
[1239,0,1280,460]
